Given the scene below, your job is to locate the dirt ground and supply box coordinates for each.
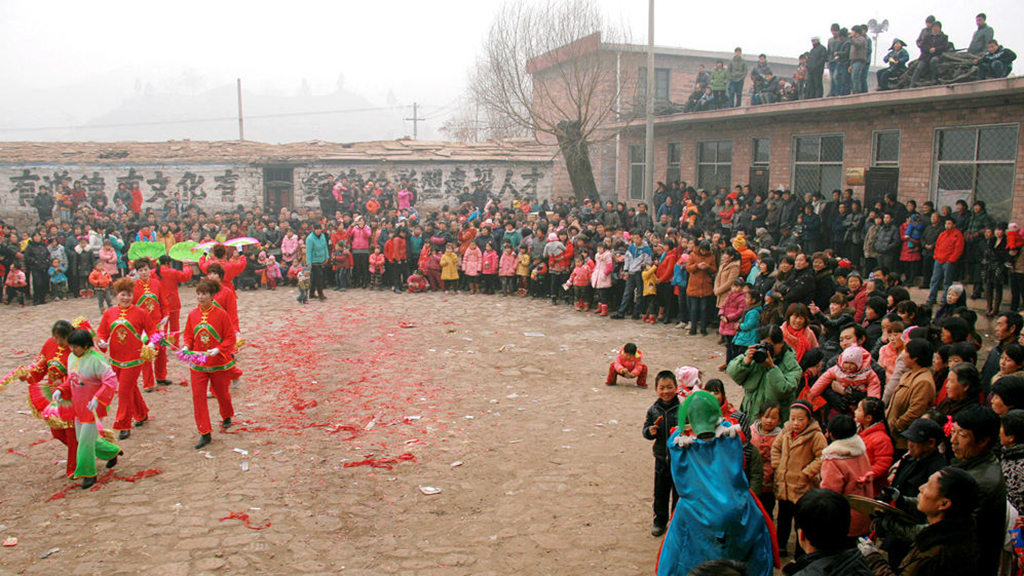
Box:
[0,285,757,575]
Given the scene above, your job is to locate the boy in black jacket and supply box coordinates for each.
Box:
[642,370,681,537]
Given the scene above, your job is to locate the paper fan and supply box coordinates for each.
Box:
[168,241,203,262]
[127,241,167,261]
[224,236,260,248]
[196,241,219,252]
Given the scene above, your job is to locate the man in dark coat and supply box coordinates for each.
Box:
[806,37,827,98]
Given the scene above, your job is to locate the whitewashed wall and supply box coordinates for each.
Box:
[296,161,554,210]
[0,159,554,221]
[0,163,261,219]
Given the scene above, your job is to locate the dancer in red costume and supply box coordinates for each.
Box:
[21,320,77,476]
[199,244,245,286]
[154,254,193,385]
[183,279,237,449]
[131,259,166,391]
[205,263,243,385]
[97,277,156,439]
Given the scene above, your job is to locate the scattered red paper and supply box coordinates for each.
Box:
[398,322,416,328]
[219,511,271,530]
[291,399,317,411]
[7,448,28,458]
[343,453,416,470]
[28,437,52,446]
[45,468,163,502]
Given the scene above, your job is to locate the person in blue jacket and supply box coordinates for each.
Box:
[656,391,777,576]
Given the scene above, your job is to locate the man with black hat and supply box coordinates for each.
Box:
[877,39,909,90]
[876,417,948,569]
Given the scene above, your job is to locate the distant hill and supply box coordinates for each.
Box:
[0,76,425,143]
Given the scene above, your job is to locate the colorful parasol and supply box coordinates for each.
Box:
[127,241,167,261]
[196,241,219,252]
[168,241,203,262]
[224,237,260,248]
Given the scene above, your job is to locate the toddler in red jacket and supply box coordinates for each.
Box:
[606,343,648,388]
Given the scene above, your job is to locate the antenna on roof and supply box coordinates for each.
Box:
[867,19,889,67]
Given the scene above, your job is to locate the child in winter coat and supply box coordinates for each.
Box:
[423,248,442,291]
[88,260,113,312]
[515,250,531,296]
[439,244,460,293]
[368,245,386,290]
[641,262,659,323]
[642,370,681,536]
[406,269,430,293]
[733,289,763,351]
[498,244,517,296]
[49,258,68,300]
[591,243,613,315]
[770,399,827,557]
[296,267,310,304]
[462,242,482,294]
[607,343,648,388]
[333,241,353,291]
[4,262,28,306]
[718,279,748,362]
[481,242,499,294]
[820,415,874,537]
[807,346,882,417]
[750,401,782,516]
[569,255,592,311]
[265,255,283,290]
[810,294,855,357]
[530,260,548,298]
[878,322,908,402]
[854,397,893,495]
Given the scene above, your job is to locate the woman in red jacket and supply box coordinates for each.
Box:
[184,279,238,449]
[97,277,156,439]
[154,255,193,386]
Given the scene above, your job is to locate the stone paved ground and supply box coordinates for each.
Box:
[0,284,1001,575]
[0,286,745,576]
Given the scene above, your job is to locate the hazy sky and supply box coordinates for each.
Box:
[1,0,1021,138]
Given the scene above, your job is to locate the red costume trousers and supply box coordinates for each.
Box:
[141,348,168,388]
[190,370,234,435]
[112,365,148,430]
[51,426,78,477]
[605,364,648,387]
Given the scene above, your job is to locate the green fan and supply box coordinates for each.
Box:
[127,241,167,261]
[168,241,203,262]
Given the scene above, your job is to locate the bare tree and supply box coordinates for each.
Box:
[471,0,631,202]
[440,97,531,143]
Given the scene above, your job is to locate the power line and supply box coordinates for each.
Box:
[0,104,419,133]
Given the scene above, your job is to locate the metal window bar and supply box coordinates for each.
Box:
[934,125,1018,217]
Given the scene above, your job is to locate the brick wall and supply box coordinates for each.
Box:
[614,92,1024,221]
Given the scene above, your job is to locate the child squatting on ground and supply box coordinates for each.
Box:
[607,343,648,388]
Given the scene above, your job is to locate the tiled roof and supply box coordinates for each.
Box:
[0,138,556,165]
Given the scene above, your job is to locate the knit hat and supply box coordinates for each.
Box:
[840,346,864,367]
[674,366,701,390]
[683,391,723,437]
[547,232,558,242]
[732,236,747,250]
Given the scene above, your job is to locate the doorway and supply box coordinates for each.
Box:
[263,167,294,214]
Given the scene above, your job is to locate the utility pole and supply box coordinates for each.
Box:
[643,0,655,206]
[237,78,245,142]
[405,102,425,140]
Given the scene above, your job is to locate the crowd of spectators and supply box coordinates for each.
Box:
[3,170,1024,575]
[681,13,1015,115]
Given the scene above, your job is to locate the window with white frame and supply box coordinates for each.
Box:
[629,144,645,200]
[697,140,732,191]
[872,130,900,167]
[934,124,1018,217]
[793,134,844,196]
[667,142,682,185]
[752,138,770,167]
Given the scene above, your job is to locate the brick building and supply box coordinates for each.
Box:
[612,77,1024,221]
[526,33,798,200]
[0,139,555,224]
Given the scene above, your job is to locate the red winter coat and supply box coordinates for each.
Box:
[820,435,875,537]
[858,422,894,494]
[933,228,964,264]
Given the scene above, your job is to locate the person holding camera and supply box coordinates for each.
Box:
[727,324,802,422]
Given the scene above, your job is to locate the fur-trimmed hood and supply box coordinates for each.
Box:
[822,435,867,459]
